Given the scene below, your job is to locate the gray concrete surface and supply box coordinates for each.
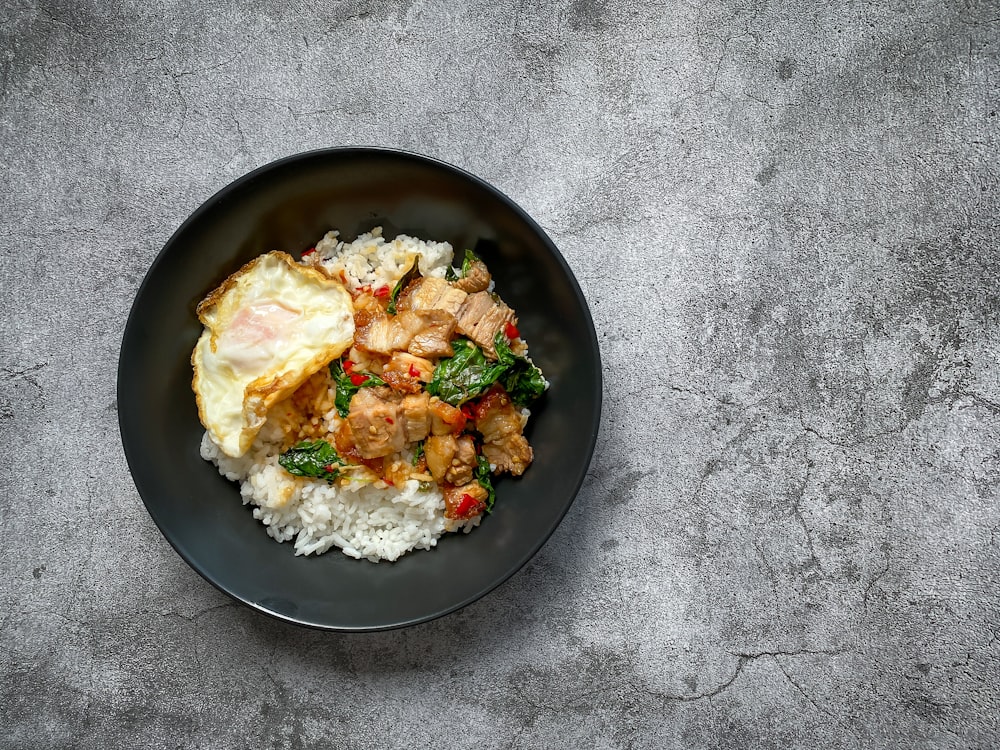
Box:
[2,0,998,747]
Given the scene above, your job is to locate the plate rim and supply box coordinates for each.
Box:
[117,145,603,631]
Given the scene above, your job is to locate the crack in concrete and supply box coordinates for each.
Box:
[158,602,236,623]
[1,362,47,385]
[640,648,848,706]
[772,655,859,737]
[863,551,892,609]
[790,456,823,572]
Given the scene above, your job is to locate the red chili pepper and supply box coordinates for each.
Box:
[408,364,420,378]
[460,403,475,421]
[385,417,394,424]
[302,246,316,257]
[455,493,480,518]
[349,373,368,386]
[374,285,390,298]
[504,321,520,339]
[323,464,336,472]
[343,360,354,373]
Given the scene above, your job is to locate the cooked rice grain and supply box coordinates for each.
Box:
[201,230,481,562]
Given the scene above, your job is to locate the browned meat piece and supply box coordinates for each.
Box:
[354,307,458,359]
[428,396,467,435]
[381,352,434,394]
[455,291,515,358]
[354,309,413,355]
[482,440,532,476]
[397,277,467,317]
[452,258,491,293]
[442,481,488,520]
[333,420,381,474]
[347,387,405,459]
[425,432,475,484]
[400,392,431,442]
[474,383,533,475]
[424,434,457,483]
[446,435,477,485]
[407,309,457,358]
[391,309,426,338]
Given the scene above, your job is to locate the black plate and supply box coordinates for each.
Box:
[118,147,602,631]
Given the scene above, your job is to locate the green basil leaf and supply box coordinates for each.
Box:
[493,330,517,366]
[387,261,421,315]
[330,359,387,417]
[475,453,496,512]
[502,359,547,407]
[279,440,345,483]
[425,338,507,405]
[493,331,545,407]
[461,248,480,277]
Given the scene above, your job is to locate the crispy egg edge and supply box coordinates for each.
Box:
[191,250,354,458]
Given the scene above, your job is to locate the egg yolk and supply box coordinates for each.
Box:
[216,300,301,373]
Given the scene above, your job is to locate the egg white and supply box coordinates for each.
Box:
[192,251,354,458]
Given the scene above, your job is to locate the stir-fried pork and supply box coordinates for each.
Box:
[452,258,491,293]
[424,434,477,485]
[347,387,405,458]
[382,352,434,394]
[406,309,457,358]
[474,383,533,475]
[397,277,467,317]
[442,481,488,520]
[333,419,381,474]
[354,309,412,355]
[455,291,516,358]
[448,435,477,485]
[424,434,456,483]
[278,250,544,526]
[354,308,458,359]
[399,392,431,442]
[428,396,467,435]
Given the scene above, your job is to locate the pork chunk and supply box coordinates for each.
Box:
[424,434,457,483]
[382,352,434,394]
[455,291,515,358]
[424,434,477,485]
[407,309,457,359]
[442,481,488,520]
[474,383,533,475]
[397,277,467,317]
[354,309,412,355]
[446,435,478,486]
[400,392,431,443]
[452,258,491,293]
[347,387,405,458]
[428,396,467,435]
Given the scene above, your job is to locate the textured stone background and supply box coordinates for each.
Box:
[2,0,999,747]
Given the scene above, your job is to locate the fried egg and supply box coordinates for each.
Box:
[192,251,354,458]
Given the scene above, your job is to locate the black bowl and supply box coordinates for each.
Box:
[118,147,602,631]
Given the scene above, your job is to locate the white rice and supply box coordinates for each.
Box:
[313,226,454,291]
[200,228,484,563]
[200,420,467,562]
